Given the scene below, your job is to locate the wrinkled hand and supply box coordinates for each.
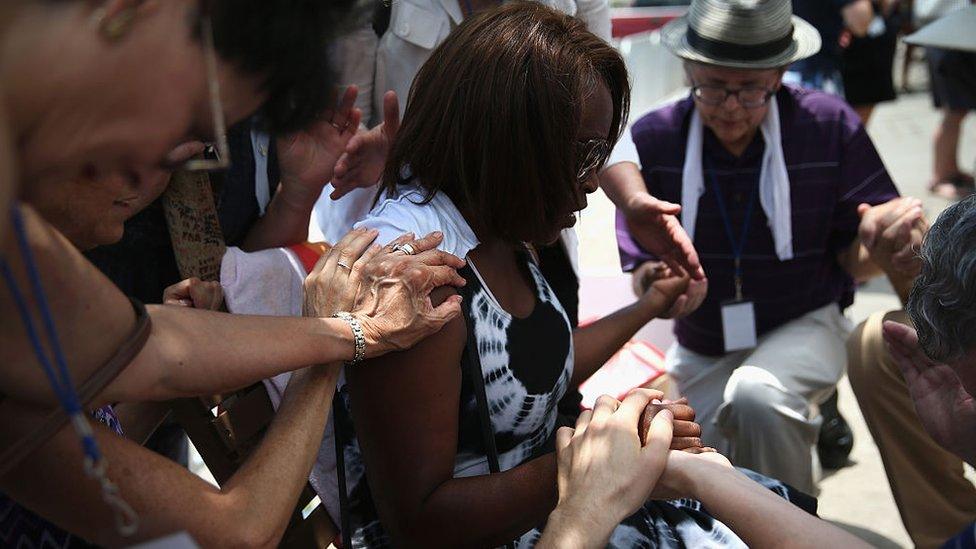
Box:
[303,227,381,318]
[639,397,703,450]
[554,389,674,527]
[332,91,400,199]
[162,277,224,310]
[883,320,976,465]
[276,86,363,205]
[633,261,707,319]
[352,231,467,356]
[623,192,705,281]
[857,197,927,276]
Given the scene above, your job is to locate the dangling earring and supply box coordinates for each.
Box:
[92,6,136,42]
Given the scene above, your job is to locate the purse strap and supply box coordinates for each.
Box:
[458,276,503,475]
[0,297,152,478]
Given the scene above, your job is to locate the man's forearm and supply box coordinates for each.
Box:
[838,241,884,282]
[599,162,646,212]
[538,505,615,549]
[683,461,871,549]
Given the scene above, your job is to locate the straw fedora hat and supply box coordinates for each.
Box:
[662,0,822,69]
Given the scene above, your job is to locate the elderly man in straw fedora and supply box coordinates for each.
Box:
[601,0,924,494]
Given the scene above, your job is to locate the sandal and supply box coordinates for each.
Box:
[928,172,976,200]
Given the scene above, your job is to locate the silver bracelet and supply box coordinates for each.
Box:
[333,311,366,365]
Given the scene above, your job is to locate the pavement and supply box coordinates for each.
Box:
[575,46,976,547]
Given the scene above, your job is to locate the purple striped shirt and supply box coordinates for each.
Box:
[616,85,899,356]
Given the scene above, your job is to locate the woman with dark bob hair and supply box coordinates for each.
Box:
[335,4,813,547]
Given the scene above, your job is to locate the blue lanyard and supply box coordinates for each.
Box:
[1,205,138,536]
[705,157,759,301]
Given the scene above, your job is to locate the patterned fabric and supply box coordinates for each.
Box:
[334,243,816,547]
[616,85,899,356]
[0,406,124,548]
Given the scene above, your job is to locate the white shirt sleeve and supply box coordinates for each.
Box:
[354,186,479,257]
[605,128,641,170]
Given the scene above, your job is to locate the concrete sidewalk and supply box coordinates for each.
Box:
[576,51,976,547]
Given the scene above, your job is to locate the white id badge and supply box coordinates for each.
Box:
[721,300,757,352]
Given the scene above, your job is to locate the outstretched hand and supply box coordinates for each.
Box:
[332,90,401,199]
[623,192,705,281]
[883,320,976,466]
[276,86,363,205]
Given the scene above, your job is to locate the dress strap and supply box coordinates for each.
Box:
[0,297,151,477]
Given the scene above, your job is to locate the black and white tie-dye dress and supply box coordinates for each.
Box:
[335,227,815,549]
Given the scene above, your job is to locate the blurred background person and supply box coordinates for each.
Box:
[915,0,976,199]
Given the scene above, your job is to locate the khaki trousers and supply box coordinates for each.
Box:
[848,310,976,549]
[666,303,851,494]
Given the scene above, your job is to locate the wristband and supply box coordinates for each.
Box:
[333,311,366,365]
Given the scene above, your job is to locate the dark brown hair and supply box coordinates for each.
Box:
[380,2,630,244]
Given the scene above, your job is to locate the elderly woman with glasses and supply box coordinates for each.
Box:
[0,1,469,546]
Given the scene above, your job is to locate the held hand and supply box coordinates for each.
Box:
[352,231,468,356]
[332,91,401,199]
[857,198,927,276]
[303,227,381,318]
[623,192,705,281]
[633,262,706,319]
[162,278,224,310]
[639,397,703,450]
[882,321,976,465]
[276,86,363,206]
[554,389,674,528]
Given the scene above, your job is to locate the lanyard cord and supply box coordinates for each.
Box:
[705,157,759,300]
[0,206,138,536]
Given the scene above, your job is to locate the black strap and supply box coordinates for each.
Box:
[0,297,152,478]
[333,395,354,549]
[458,277,503,474]
[458,271,517,549]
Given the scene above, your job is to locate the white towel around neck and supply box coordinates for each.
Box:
[680,99,794,261]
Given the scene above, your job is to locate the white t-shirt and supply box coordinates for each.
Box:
[353,182,479,255]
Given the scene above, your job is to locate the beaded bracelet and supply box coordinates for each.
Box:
[333,311,366,365]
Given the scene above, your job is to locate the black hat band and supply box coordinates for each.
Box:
[686,24,795,61]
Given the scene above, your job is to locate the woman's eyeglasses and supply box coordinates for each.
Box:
[179,15,230,172]
[690,84,776,109]
[576,138,610,186]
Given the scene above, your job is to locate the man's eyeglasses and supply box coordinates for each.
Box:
[576,138,610,186]
[180,15,230,172]
[691,84,776,109]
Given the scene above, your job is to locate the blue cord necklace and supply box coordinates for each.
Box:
[1,205,138,536]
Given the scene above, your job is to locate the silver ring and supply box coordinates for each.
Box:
[395,243,416,256]
[337,261,352,270]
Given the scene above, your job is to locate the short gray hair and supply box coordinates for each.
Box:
[908,195,976,362]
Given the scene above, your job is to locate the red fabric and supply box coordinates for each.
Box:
[577,325,667,408]
[289,242,328,274]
